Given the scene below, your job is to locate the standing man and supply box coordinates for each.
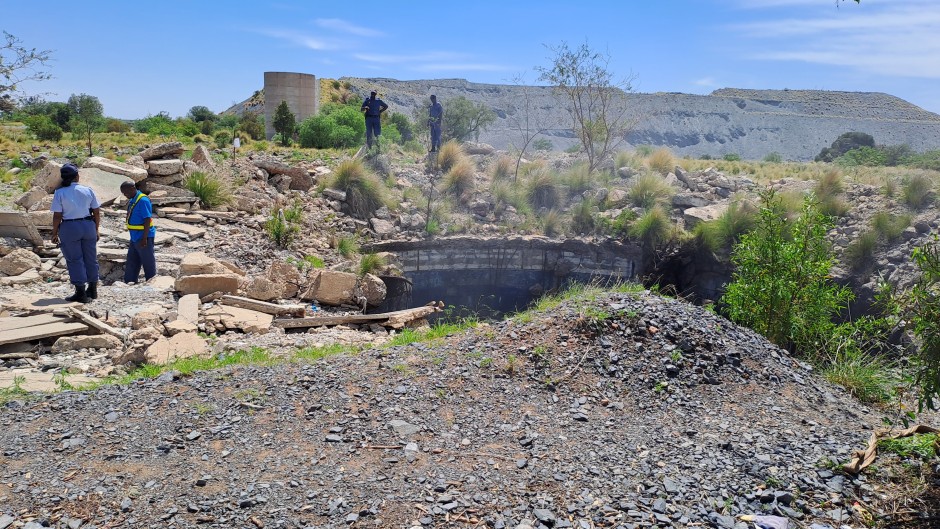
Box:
[50,164,100,303]
[360,90,388,150]
[120,181,157,283]
[428,94,443,152]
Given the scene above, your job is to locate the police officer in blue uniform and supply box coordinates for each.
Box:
[120,181,157,283]
[50,163,100,303]
[428,94,443,152]
[360,90,389,150]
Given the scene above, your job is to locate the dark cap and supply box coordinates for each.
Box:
[60,164,79,179]
[370,90,377,95]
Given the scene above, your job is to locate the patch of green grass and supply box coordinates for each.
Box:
[336,235,359,258]
[540,209,563,237]
[359,252,386,275]
[265,208,300,248]
[654,381,669,393]
[878,433,939,460]
[526,168,560,210]
[0,375,31,405]
[184,171,232,208]
[385,318,479,348]
[330,159,387,219]
[901,174,934,209]
[442,159,476,198]
[294,343,350,362]
[871,212,911,241]
[629,207,673,246]
[628,173,673,209]
[822,348,893,404]
[844,230,879,270]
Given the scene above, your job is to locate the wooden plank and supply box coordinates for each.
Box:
[219,295,306,317]
[0,314,69,332]
[0,322,88,346]
[272,303,443,330]
[68,308,127,341]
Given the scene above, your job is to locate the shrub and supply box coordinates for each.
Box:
[647,147,674,175]
[25,115,63,141]
[526,169,560,210]
[214,130,232,149]
[299,115,335,149]
[387,112,414,143]
[564,144,581,154]
[901,174,934,209]
[533,138,553,151]
[184,171,231,208]
[359,253,386,275]
[105,118,130,133]
[571,199,596,235]
[814,169,849,217]
[329,125,359,148]
[844,230,878,270]
[629,207,671,247]
[872,212,911,241]
[491,156,513,181]
[437,140,465,172]
[403,140,425,154]
[336,235,359,258]
[723,153,741,162]
[540,209,563,237]
[265,209,299,248]
[561,163,593,195]
[822,338,892,403]
[635,145,654,156]
[722,192,852,353]
[763,152,783,163]
[330,159,386,219]
[442,159,475,198]
[628,173,673,209]
[694,200,757,253]
[909,237,940,409]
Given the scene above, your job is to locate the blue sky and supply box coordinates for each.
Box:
[4,0,939,119]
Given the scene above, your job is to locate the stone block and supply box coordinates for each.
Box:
[53,334,123,353]
[145,332,207,364]
[83,156,148,182]
[683,204,728,228]
[245,276,280,302]
[360,273,387,307]
[174,274,241,297]
[14,187,48,210]
[142,173,183,186]
[267,260,301,299]
[178,294,200,324]
[139,142,185,161]
[179,252,228,276]
[300,269,358,306]
[191,144,216,169]
[0,248,40,276]
[146,159,183,176]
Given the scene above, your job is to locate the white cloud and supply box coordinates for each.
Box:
[694,76,719,87]
[730,2,940,78]
[255,29,339,51]
[353,52,468,64]
[411,63,514,73]
[315,18,384,38]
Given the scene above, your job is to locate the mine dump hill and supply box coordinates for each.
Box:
[0,289,884,528]
[335,78,940,161]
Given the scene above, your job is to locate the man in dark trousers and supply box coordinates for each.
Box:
[120,181,157,283]
[428,94,443,152]
[360,90,388,150]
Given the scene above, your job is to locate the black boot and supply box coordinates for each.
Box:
[86,282,98,300]
[65,283,89,303]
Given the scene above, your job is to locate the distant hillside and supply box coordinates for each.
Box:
[228,79,940,161]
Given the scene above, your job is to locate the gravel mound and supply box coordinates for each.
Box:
[0,290,886,528]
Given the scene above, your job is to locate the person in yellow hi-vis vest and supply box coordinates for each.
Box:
[120,181,157,283]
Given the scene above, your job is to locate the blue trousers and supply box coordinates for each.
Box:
[125,237,157,283]
[59,220,99,285]
[430,124,442,151]
[365,116,381,147]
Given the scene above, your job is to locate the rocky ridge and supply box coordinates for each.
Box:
[227,79,940,162]
[0,289,904,529]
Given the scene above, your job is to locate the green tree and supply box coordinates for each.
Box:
[387,112,413,143]
[187,105,215,122]
[273,100,296,147]
[537,41,636,172]
[441,96,495,142]
[909,237,940,410]
[815,131,875,162]
[0,32,52,112]
[722,191,852,353]
[67,93,103,156]
[239,111,264,140]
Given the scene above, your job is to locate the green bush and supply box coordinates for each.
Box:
[533,138,553,151]
[330,159,386,219]
[540,209,563,237]
[694,200,757,253]
[265,209,299,248]
[491,156,513,181]
[337,235,359,258]
[871,212,911,241]
[299,115,334,149]
[822,329,893,403]
[25,115,63,141]
[359,253,386,275]
[763,152,783,163]
[909,237,940,410]
[629,173,673,209]
[214,130,232,149]
[387,112,413,143]
[844,230,878,270]
[330,125,359,148]
[901,174,934,209]
[837,146,887,167]
[526,169,560,210]
[628,207,671,247]
[561,163,593,195]
[722,153,741,162]
[722,192,852,353]
[571,199,596,235]
[184,171,231,208]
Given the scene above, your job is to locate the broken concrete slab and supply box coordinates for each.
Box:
[179,252,229,275]
[0,320,88,346]
[83,156,148,182]
[139,142,184,161]
[191,144,215,169]
[178,293,200,324]
[0,369,98,392]
[300,269,358,306]
[77,167,129,207]
[52,334,124,353]
[36,161,64,193]
[144,332,208,364]
[15,187,48,210]
[206,305,273,333]
[154,218,206,239]
[164,319,198,335]
[0,293,81,312]
[142,173,183,186]
[174,274,241,297]
[146,159,183,176]
[0,268,41,286]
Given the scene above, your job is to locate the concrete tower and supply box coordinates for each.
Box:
[263,72,318,140]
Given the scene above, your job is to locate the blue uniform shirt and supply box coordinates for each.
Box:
[51,183,100,220]
[127,192,156,242]
[361,97,388,117]
[429,102,443,124]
